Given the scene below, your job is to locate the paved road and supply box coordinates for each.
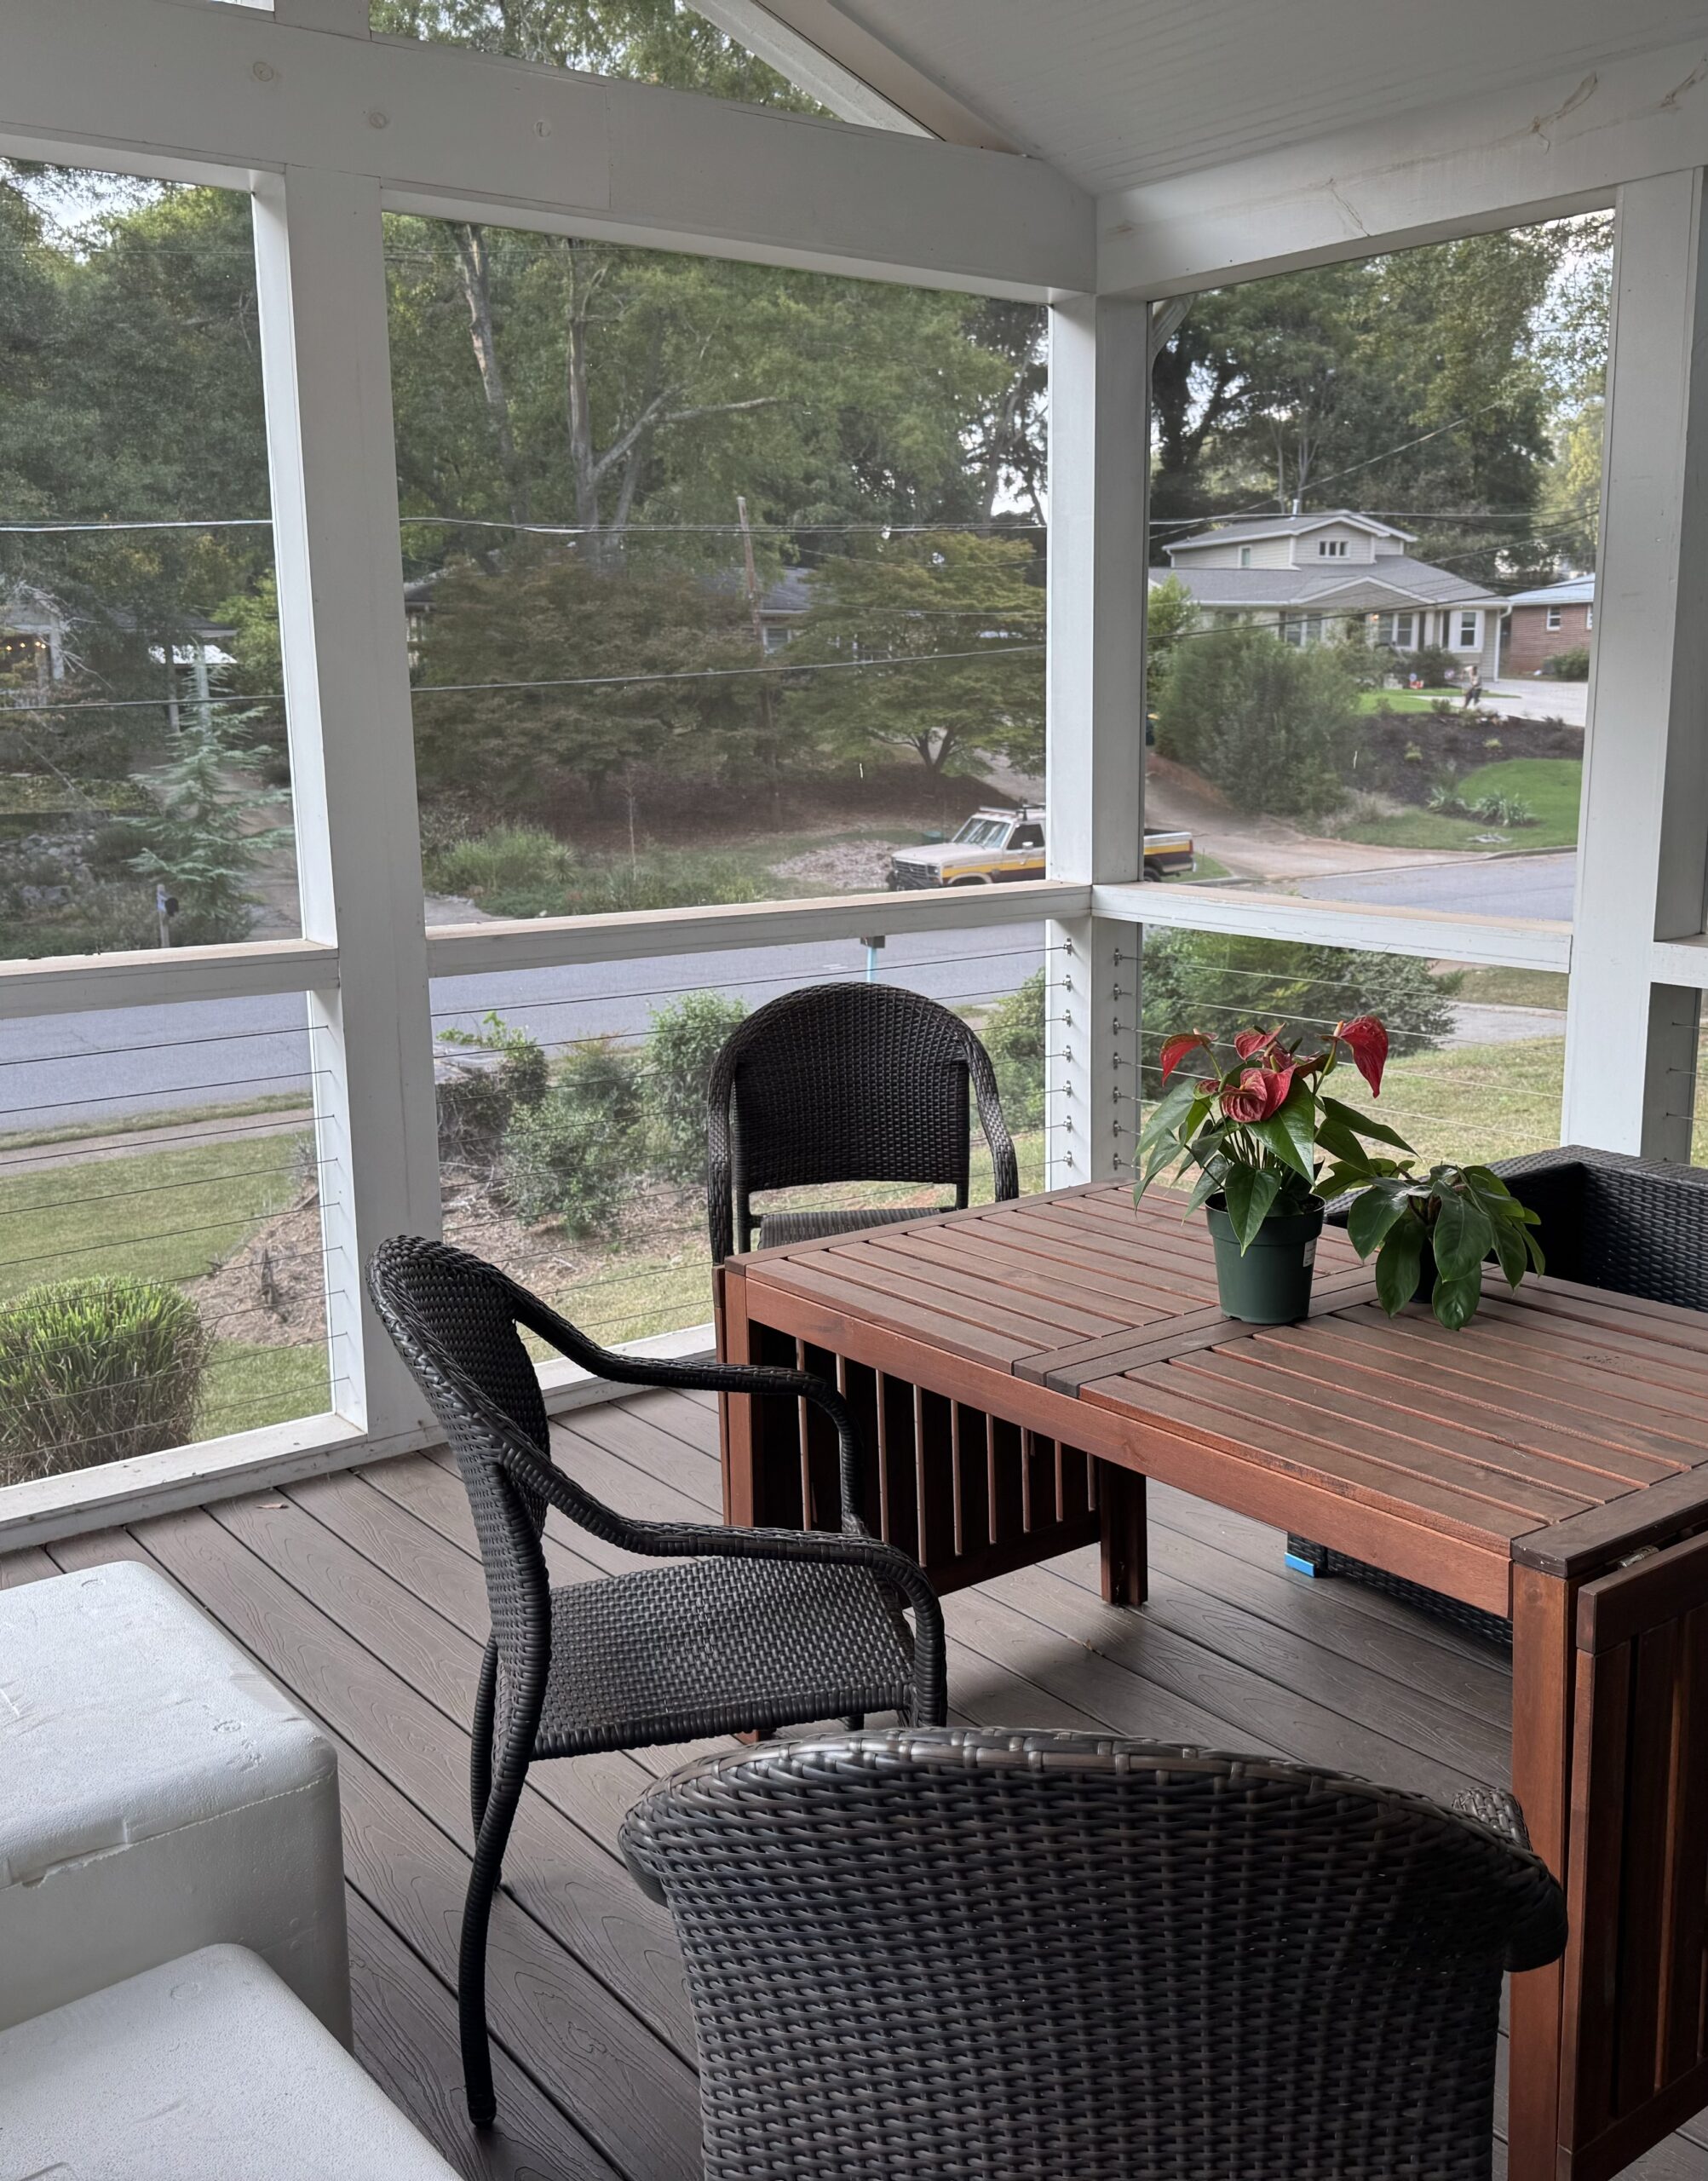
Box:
[0,921,1046,1136]
[1296,851,1575,923]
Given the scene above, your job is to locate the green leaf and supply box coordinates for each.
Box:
[1524,1229,1547,1275]
[1137,1078,1199,1152]
[1270,1079,1320,1177]
[1347,1187,1410,1259]
[1224,1165,1283,1252]
[1247,1112,1314,1183]
[1373,1218,1425,1315]
[1182,1165,1222,1217]
[1320,1096,1415,1153]
[1432,1270,1483,1331]
[1432,1190,1494,1280]
[1314,1111,1369,1168]
[1490,1215,1528,1289]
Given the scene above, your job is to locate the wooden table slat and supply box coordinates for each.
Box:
[1122,1359,1595,1528]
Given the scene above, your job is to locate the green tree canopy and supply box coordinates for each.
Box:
[1155,625,1355,818]
[780,532,1044,775]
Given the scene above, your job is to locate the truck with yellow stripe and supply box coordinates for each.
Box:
[886,805,1194,889]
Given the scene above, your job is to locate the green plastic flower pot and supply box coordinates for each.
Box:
[1205,1194,1326,1325]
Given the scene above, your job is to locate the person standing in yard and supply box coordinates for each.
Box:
[1462,672,1485,711]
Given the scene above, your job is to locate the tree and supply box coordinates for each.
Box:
[113,709,292,945]
[781,532,1044,776]
[1155,626,1354,818]
[411,547,762,815]
[1145,575,1195,713]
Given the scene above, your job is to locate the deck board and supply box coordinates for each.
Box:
[9,1382,1708,2180]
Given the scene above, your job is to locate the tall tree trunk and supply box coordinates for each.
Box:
[564,239,604,559]
[451,223,528,532]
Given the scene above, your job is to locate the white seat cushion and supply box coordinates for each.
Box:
[0,1944,458,2180]
[0,1561,349,2040]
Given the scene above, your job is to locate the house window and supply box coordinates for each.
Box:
[1375,611,1415,647]
[1545,607,1563,631]
[1317,538,1349,558]
[1456,611,1480,648]
[1586,606,1593,630]
[1239,545,1251,567]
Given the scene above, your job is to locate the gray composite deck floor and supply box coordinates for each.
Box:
[6,1384,1708,2181]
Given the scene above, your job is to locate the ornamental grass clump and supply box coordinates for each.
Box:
[0,1275,211,1485]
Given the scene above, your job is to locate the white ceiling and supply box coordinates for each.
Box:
[819,0,1708,193]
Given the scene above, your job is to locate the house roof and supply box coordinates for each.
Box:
[1164,509,1416,555]
[823,0,1705,194]
[1151,561,1504,612]
[1504,575,1596,608]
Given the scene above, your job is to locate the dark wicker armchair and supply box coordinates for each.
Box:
[706,981,1019,1264]
[623,1728,1567,2181]
[365,1236,947,2127]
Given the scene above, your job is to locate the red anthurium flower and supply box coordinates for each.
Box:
[1332,1016,1389,1097]
[1233,1026,1283,1061]
[1159,1031,1211,1085]
[1221,1062,1295,1124]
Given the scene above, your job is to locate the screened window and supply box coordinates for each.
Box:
[1546,606,1563,630]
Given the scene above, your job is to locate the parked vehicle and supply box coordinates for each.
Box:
[886,805,1194,889]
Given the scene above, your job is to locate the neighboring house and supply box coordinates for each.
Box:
[1151,509,1506,678]
[702,562,812,652]
[0,581,68,693]
[1501,574,1593,676]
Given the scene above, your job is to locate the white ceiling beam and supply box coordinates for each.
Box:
[0,0,1090,299]
[1099,37,1708,296]
[690,0,1021,152]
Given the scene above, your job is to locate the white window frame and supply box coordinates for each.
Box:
[3,1,1705,1543]
[1239,544,1251,566]
[1546,605,1564,630]
[1316,537,1349,557]
[1454,609,1481,648]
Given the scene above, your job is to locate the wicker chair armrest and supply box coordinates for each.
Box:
[1450,1785,1568,1971]
[505,1284,869,1535]
[1452,1783,1530,1849]
[965,1033,1019,1203]
[500,1433,946,1722]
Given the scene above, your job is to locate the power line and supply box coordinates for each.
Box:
[0,514,1046,538]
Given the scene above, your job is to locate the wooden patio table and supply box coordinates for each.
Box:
[716,1180,1708,2181]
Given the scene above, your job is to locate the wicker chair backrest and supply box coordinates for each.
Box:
[366,1236,554,1676]
[623,1727,1567,2181]
[707,982,1015,1261]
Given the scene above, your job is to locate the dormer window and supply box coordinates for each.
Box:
[1317,538,1349,557]
[1239,546,1251,567]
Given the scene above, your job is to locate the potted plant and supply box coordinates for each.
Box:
[1138,1015,1547,1329]
[1136,1016,1397,1324]
[1337,1161,1545,1330]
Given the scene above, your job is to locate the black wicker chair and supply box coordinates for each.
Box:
[707,981,1019,1264]
[1293,1143,1708,1634]
[365,1236,947,2127]
[622,1727,1567,2181]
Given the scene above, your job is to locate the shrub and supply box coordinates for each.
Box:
[647,991,748,1184]
[1141,929,1458,1095]
[501,1040,641,1236]
[1544,647,1591,681]
[435,1012,549,1167]
[0,1276,211,1485]
[1472,793,1536,827]
[1406,644,1458,687]
[422,826,573,912]
[1154,629,1354,818]
[573,854,762,915]
[981,970,1046,1131]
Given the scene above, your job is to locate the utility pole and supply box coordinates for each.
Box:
[737,495,781,810]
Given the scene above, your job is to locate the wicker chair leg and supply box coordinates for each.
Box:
[470,1639,497,1833]
[460,1763,524,2127]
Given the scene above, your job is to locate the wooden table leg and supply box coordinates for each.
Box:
[1507,1562,1576,2181]
[1098,1460,1147,1608]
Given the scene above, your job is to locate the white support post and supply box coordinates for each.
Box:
[1044,294,1149,1189]
[1562,168,1708,1159]
[252,166,441,1447]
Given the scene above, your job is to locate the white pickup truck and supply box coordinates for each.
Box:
[886,805,1195,889]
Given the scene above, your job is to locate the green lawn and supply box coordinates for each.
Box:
[202,1339,331,1438]
[0,1132,313,1303]
[1356,688,1459,714]
[1334,757,1581,852]
[1328,1033,1565,1169]
[1449,966,1569,1010]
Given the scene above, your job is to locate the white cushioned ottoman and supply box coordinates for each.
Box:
[0,1560,349,2040]
[0,1943,458,2179]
